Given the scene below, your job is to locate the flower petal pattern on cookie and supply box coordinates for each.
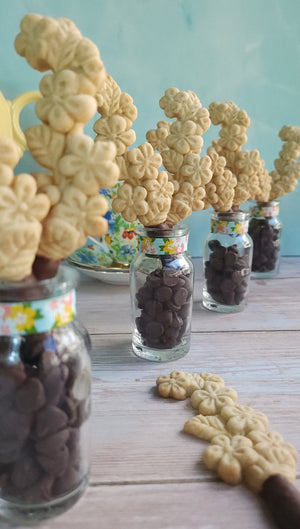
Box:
[0,174,50,224]
[180,153,212,186]
[0,224,43,280]
[247,430,298,464]
[156,371,194,400]
[146,121,170,153]
[220,405,268,436]
[244,449,297,493]
[127,142,162,182]
[58,134,119,194]
[25,124,66,171]
[184,415,227,441]
[94,115,136,156]
[36,70,97,132]
[203,434,258,485]
[112,183,148,223]
[190,382,238,415]
[167,121,203,155]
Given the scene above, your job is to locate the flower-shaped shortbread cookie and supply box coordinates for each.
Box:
[0,174,50,224]
[205,169,237,212]
[190,381,237,415]
[220,405,268,436]
[39,186,108,260]
[247,430,298,464]
[112,183,148,223]
[94,115,136,157]
[244,444,297,493]
[0,223,43,280]
[184,414,227,441]
[234,150,264,176]
[219,124,248,152]
[203,434,258,485]
[58,134,119,194]
[180,154,212,187]
[126,142,162,184]
[138,171,174,226]
[31,172,61,206]
[279,125,300,144]
[36,70,97,133]
[167,121,203,155]
[233,172,260,206]
[146,121,171,153]
[156,371,195,400]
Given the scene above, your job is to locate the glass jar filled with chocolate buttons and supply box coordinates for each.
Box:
[0,266,91,522]
[203,210,253,313]
[131,225,194,362]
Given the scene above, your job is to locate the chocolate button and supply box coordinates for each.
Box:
[173,287,188,306]
[154,286,173,302]
[37,445,69,477]
[35,428,70,456]
[10,455,41,490]
[33,405,68,439]
[145,321,164,338]
[15,377,46,414]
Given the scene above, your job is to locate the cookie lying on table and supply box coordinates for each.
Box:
[156,370,300,529]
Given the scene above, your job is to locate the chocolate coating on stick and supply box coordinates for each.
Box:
[260,474,300,529]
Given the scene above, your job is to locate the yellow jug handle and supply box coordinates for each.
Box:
[11,90,42,153]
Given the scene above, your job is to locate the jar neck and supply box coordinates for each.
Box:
[136,225,189,255]
[210,211,249,235]
[251,201,280,218]
[0,265,77,336]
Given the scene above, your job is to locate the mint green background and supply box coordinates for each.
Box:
[1,0,299,256]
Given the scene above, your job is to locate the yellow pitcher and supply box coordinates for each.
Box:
[0,90,41,153]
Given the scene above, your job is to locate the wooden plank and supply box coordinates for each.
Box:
[87,331,300,483]
[3,480,297,529]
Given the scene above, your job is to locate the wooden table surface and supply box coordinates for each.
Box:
[3,257,300,529]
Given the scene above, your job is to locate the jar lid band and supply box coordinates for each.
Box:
[0,289,76,336]
[251,204,279,218]
[211,219,249,235]
[139,234,189,255]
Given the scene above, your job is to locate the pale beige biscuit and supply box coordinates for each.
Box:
[156,371,195,400]
[190,382,238,415]
[234,149,264,176]
[203,434,258,486]
[118,92,138,124]
[36,70,97,133]
[25,124,66,171]
[58,134,119,194]
[0,173,50,224]
[0,138,21,169]
[95,74,121,116]
[166,120,203,155]
[204,168,237,212]
[255,167,272,202]
[279,125,300,144]
[146,121,171,153]
[232,172,260,207]
[279,141,300,162]
[138,171,174,226]
[180,153,212,186]
[166,186,193,225]
[126,142,162,184]
[244,449,297,493]
[38,186,108,260]
[0,223,43,280]
[94,114,136,157]
[247,430,298,464]
[161,150,184,174]
[184,414,227,441]
[269,169,298,200]
[220,405,268,436]
[219,123,248,152]
[112,182,148,223]
[15,14,105,90]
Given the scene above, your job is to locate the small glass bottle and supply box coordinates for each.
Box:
[131,225,194,362]
[0,266,91,522]
[203,211,253,313]
[248,201,281,278]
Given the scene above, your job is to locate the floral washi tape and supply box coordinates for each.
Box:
[0,289,76,335]
[251,204,280,218]
[139,234,189,255]
[211,219,249,235]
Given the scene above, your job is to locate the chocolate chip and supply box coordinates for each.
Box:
[10,454,41,490]
[37,445,69,477]
[15,377,46,414]
[33,405,68,439]
[145,321,164,338]
[154,286,173,302]
[173,287,188,306]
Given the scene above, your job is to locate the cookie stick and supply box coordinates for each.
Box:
[260,474,300,529]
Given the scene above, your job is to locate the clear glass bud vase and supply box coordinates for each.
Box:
[130,225,194,362]
[248,201,281,278]
[0,266,91,522]
[203,211,253,313]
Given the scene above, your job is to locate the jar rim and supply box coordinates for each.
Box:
[0,265,78,302]
[211,210,249,222]
[136,224,189,238]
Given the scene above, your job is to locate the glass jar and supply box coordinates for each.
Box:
[0,266,91,522]
[130,225,194,362]
[248,201,281,278]
[203,211,253,313]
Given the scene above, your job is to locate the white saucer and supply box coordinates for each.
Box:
[66,259,130,285]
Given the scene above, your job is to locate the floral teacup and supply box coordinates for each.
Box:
[69,184,139,268]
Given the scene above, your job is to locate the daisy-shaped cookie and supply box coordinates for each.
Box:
[166,120,203,155]
[58,134,119,194]
[36,70,97,133]
[190,381,237,415]
[94,115,136,157]
[156,371,195,400]
[126,142,162,184]
[247,430,298,464]
[220,404,268,436]
[146,121,171,153]
[112,183,148,223]
[203,434,258,485]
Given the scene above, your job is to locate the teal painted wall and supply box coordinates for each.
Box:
[1,0,300,256]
